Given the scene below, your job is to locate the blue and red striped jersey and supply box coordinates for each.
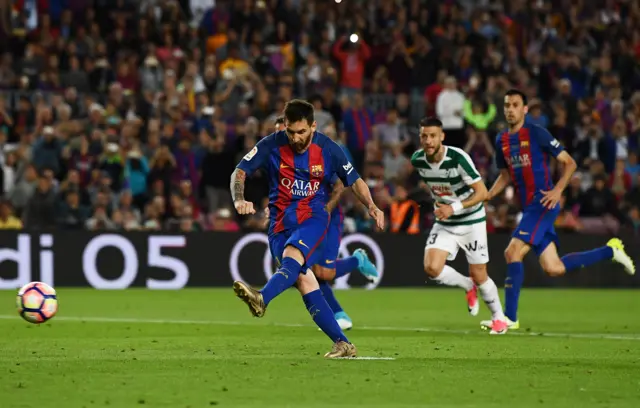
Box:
[237,131,360,234]
[495,121,564,207]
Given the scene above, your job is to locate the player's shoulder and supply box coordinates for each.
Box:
[410,148,425,163]
[495,129,508,144]
[445,145,474,163]
[313,131,342,153]
[524,123,551,137]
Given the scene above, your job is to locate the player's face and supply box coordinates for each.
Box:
[504,95,528,126]
[419,126,444,157]
[285,119,317,153]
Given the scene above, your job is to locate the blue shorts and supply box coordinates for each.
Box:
[316,219,342,269]
[512,203,560,256]
[268,215,330,271]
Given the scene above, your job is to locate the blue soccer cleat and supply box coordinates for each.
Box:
[334,311,353,331]
[353,248,379,284]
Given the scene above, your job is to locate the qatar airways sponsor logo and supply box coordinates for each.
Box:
[280,178,320,197]
[506,153,531,168]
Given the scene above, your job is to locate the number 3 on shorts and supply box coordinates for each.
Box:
[428,233,438,245]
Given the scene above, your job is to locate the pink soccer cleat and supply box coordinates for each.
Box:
[466,286,479,316]
[489,319,508,335]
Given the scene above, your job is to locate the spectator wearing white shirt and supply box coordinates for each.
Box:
[436,76,466,149]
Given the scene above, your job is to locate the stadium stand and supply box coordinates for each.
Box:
[0,0,638,236]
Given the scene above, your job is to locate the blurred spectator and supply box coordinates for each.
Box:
[436,77,465,149]
[23,171,56,229]
[0,200,22,229]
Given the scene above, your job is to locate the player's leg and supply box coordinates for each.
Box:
[314,263,353,331]
[233,232,300,317]
[460,222,507,334]
[501,237,531,327]
[296,271,356,358]
[536,232,635,276]
[424,226,476,314]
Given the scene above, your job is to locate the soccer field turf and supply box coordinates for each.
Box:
[1,289,639,408]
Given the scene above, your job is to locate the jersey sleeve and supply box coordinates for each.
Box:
[456,149,482,185]
[236,134,273,176]
[532,125,564,157]
[329,141,360,187]
[495,134,507,169]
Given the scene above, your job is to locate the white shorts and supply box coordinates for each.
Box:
[425,221,489,265]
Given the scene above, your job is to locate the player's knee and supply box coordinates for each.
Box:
[468,265,488,285]
[296,271,319,295]
[424,261,444,278]
[504,246,522,263]
[312,265,336,281]
[283,245,305,264]
[542,262,565,277]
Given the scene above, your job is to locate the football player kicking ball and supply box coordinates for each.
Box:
[481,89,636,331]
[411,117,508,334]
[231,100,384,358]
[267,117,380,331]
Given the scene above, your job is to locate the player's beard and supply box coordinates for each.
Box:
[425,143,441,161]
[292,135,312,153]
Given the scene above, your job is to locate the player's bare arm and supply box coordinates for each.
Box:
[487,169,511,201]
[435,180,488,221]
[540,151,577,209]
[350,178,385,230]
[230,168,255,215]
[325,179,345,213]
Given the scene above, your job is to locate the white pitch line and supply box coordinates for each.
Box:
[1,315,639,341]
[335,357,396,360]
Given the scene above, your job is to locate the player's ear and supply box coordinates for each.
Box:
[440,130,445,141]
[524,106,529,115]
[310,121,317,132]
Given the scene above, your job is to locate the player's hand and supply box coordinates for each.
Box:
[540,188,562,209]
[434,204,454,221]
[263,207,270,219]
[234,200,256,215]
[368,204,385,230]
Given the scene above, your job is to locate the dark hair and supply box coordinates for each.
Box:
[419,117,443,128]
[505,89,528,106]
[283,99,315,125]
[274,116,285,125]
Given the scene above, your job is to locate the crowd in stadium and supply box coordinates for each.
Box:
[0,0,639,235]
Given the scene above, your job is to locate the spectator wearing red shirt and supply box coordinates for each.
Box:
[332,35,370,96]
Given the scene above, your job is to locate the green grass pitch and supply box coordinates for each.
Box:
[1,288,639,407]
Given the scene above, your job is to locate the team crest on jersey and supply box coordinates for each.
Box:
[311,164,323,177]
[520,140,529,147]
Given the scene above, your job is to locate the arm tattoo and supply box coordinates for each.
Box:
[230,168,246,202]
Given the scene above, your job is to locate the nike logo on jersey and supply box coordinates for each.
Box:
[298,240,309,249]
[325,260,335,264]
[519,231,529,235]
[280,164,289,169]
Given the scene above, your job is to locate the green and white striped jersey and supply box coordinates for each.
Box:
[410,146,486,226]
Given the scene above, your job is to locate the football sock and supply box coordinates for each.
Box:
[432,265,474,291]
[319,280,344,314]
[504,262,524,322]
[478,278,505,320]
[260,257,301,306]
[303,289,349,343]
[561,246,613,273]
[335,256,359,278]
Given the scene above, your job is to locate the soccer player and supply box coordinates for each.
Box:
[231,100,385,358]
[480,89,636,330]
[411,117,508,334]
[272,117,379,331]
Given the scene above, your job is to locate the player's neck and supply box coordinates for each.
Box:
[508,120,525,134]
[426,146,446,163]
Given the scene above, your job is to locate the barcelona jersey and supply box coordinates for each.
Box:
[495,120,565,254]
[237,131,359,235]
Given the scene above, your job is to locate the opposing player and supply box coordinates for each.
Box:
[231,100,385,358]
[272,117,379,331]
[481,89,636,330]
[411,117,508,334]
